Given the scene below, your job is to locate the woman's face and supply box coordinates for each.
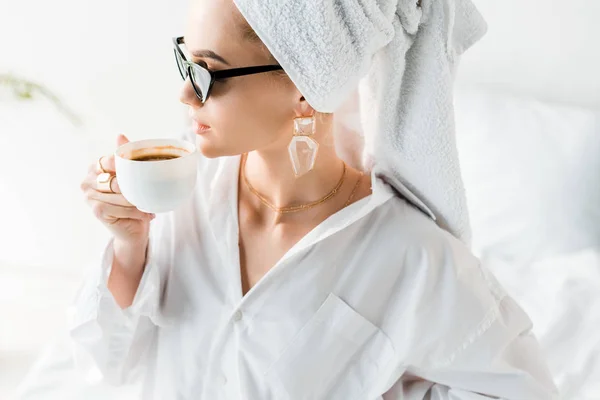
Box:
[180,0,302,158]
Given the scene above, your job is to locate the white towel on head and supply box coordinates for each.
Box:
[233,0,487,243]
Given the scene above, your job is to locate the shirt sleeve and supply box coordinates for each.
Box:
[67,231,164,385]
[67,131,191,385]
[382,296,560,400]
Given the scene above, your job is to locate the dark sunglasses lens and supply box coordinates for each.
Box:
[174,50,187,80]
[189,64,212,103]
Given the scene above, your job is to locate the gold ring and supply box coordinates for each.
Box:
[96,172,116,193]
[97,156,107,174]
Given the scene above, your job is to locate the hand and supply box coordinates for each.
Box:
[81,134,155,247]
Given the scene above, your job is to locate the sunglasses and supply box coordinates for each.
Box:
[173,37,284,103]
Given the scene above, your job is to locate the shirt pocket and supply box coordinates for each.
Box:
[264,293,394,400]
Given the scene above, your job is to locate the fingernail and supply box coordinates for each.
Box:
[149,214,156,220]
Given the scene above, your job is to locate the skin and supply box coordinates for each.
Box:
[81,0,372,308]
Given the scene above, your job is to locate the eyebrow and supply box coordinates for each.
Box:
[191,49,231,66]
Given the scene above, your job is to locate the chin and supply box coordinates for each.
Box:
[195,136,242,159]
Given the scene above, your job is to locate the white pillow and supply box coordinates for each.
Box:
[455,88,600,265]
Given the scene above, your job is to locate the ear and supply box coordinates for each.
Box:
[294,94,315,117]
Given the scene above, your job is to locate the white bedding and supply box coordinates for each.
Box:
[454,87,600,399]
[486,248,600,399]
[11,88,600,399]
[14,332,140,400]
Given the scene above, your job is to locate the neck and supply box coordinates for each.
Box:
[242,144,344,213]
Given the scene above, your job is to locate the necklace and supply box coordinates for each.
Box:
[241,154,347,214]
[344,172,363,207]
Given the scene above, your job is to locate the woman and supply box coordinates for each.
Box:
[72,0,558,398]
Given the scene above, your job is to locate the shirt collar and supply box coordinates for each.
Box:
[206,155,433,266]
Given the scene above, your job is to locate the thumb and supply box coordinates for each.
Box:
[117,134,130,147]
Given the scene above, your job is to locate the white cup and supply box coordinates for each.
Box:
[115,138,199,213]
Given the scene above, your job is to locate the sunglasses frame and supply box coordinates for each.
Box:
[173,37,284,102]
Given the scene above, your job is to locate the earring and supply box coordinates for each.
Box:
[288,116,319,177]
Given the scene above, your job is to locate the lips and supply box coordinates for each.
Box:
[189,108,211,133]
[192,119,211,134]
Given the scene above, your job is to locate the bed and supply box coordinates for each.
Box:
[455,87,600,399]
[5,83,600,398]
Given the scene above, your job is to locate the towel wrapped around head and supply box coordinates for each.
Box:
[233,0,487,243]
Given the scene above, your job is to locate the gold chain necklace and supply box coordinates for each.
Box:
[242,154,347,214]
[344,172,363,207]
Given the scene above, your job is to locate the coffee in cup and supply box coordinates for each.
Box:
[131,154,181,162]
[115,138,199,213]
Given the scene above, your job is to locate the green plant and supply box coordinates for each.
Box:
[0,73,82,127]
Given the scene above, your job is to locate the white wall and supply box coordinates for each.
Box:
[1,0,189,139]
[457,0,600,109]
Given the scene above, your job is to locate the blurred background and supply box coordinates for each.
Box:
[1,0,599,398]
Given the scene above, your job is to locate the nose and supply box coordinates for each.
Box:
[179,77,202,107]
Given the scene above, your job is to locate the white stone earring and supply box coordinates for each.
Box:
[288,116,319,177]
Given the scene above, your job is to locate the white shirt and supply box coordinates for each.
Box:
[69,154,558,399]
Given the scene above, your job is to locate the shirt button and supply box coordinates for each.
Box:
[217,374,228,385]
[233,310,243,322]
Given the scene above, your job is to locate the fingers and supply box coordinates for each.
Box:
[98,154,116,174]
[117,134,130,146]
[85,188,132,207]
[83,135,148,225]
[90,135,129,175]
[83,178,154,223]
[107,174,121,194]
[90,201,154,223]
[81,171,121,194]
[87,155,115,174]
